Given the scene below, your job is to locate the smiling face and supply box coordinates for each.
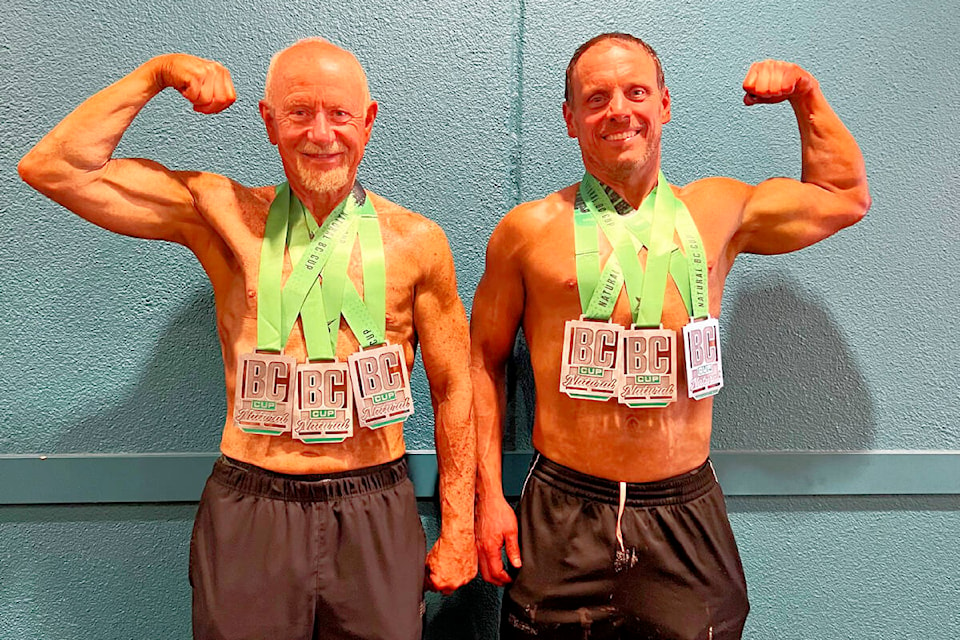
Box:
[259,41,377,197]
[563,40,671,186]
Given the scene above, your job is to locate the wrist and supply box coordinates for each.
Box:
[476,472,505,501]
[140,54,178,94]
[438,521,475,542]
[789,73,821,109]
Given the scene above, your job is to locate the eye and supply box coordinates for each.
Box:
[330,109,352,124]
[286,106,311,120]
[587,93,606,106]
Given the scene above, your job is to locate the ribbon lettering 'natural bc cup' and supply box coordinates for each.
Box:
[234,182,413,439]
[562,171,723,406]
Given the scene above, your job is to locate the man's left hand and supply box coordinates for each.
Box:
[743,60,817,105]
[424,532,478,595]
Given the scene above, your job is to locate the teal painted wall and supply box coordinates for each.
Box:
[1,0,958,638]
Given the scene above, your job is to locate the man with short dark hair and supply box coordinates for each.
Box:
[472,33,869,639]
[20,39,477,640]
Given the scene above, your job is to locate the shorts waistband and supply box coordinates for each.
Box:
[531,453,717,507]
[212,455,409,502]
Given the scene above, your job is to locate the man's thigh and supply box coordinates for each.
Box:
[611,485,750,640]
[189,476,317,640]
[317,477,426,640]
[502,473,620,638]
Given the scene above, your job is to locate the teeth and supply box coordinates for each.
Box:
[604,131,639,141]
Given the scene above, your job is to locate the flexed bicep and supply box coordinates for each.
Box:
[18,54,236,245]
[734,60,870,255]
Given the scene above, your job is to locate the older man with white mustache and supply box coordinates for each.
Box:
[19,38,477,640]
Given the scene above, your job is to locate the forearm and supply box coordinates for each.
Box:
[473,360,508,501]
[19,57,167,188]
[790,82,869,203]
[432,378,477,539]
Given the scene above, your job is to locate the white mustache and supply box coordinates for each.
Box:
[299,143,345,154]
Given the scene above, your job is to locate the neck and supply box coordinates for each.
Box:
[588,158,661,210]
[288,173,357,225]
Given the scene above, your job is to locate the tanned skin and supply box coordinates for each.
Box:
[18,40,476,594]
[472,40,870,585]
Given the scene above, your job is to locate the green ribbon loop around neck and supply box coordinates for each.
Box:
[573,171,710,326]
[255,182,387,360]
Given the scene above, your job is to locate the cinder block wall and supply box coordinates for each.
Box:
[2,0,957,637]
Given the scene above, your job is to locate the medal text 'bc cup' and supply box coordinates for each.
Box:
[617,327,677,408]
[559,319,621,401]
[347,343,414,429]
[293,361,353,443]
[683,317,724,400]
[233,352,297,435]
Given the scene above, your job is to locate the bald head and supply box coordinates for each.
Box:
[263,38,371,108]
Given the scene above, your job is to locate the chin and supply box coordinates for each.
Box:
[297,165,351,194]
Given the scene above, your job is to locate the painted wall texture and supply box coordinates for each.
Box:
[1,0,957,638]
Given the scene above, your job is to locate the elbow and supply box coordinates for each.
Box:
[840,185,871,228]
[17,151,45,190]
[18,148,63,196]
[851,188,872,225]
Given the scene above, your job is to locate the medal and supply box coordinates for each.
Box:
[682,317,723,399]
[233,352,297,434]
[293,361,353,443]
[617,326,677,407]
[348,343,414,429]
[241,181,400,441]
[559,318,620,401]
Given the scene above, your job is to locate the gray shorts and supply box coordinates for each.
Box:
[502,454,749,640]
[190,455,426,640]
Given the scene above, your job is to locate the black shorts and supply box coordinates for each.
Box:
[502,454,749,640]
[189,456,426,640]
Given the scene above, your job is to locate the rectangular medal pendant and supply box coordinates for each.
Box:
[293,361,353,443]
[617,327,677,408]
[348,343,414,429]
[682,317,724,400]
[559,318,620,401]
[233,352,297,435]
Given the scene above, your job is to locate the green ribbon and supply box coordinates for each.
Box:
[574,171,710,326]
[256,182,386,361]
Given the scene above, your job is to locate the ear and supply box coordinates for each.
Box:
[364,101,379,139]
[660,86,671,124]
[259,100,278,146]
[562,101,577,139]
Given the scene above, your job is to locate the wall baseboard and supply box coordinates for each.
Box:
[1,450,958,504]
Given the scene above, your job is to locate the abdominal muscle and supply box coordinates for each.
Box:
[214,308,410,475]
[525,319,715,483]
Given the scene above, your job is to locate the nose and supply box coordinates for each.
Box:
[607,90,629,120]
[307,113,335,144]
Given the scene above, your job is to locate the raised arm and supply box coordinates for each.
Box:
[17,54,236,245]
[412,221,478,595]
[733,60,871,255]
[471,208,527,586]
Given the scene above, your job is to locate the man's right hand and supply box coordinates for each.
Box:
[151,54,236,114]
[476,492,521,586]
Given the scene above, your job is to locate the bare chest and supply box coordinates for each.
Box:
[521,221,723,333]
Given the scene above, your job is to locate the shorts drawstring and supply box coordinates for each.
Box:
[615,481,626,555]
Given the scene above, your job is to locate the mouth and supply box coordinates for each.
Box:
[602,130,641,142]
[299,143,346,159]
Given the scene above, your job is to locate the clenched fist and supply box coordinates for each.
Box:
[743,60,817,106]
[148,53,236,114]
